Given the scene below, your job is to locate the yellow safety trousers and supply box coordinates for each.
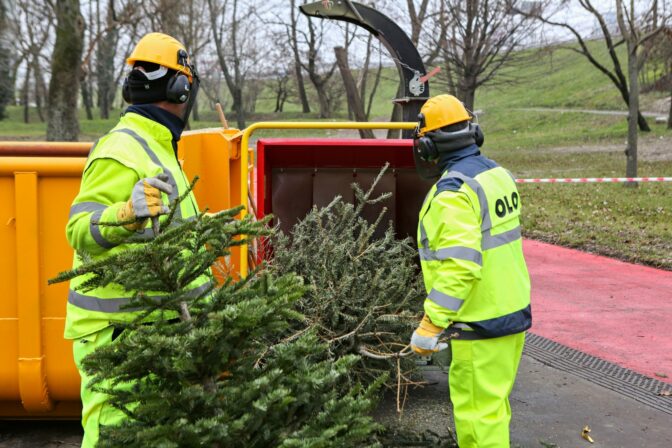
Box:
[449,332,525,448]
[73,326,127,448]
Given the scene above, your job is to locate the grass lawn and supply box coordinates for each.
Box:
[482,110,672,270]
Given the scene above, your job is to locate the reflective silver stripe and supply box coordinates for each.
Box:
[445,170,521,251]
[69,201,107,219]
[68,281,214,313]
[419,246,482,265]
[427,288,464,311]
[89,209,118,250]
[482,226,521,250]
[419,220,430,250]
[452,322,472,330]
[112,128,182,219]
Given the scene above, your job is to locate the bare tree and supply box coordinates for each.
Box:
[174,0,210,121]
[334,46,375,138]
[358,35,384,121]
[95,0,121,119]
[140,0,182,32]
[0,0,12,119]
[208,0,260,128]
[271,65,292,113]
[47,0,85,141]
[300,15,339,118]
[80,0,95,120]
[12,0,54,123]
[198,56,225,111]
[524,0,666,132]
[287,0,311,113]
[614,0,669,179]
[434,0,544,110]
[663,28,672,129]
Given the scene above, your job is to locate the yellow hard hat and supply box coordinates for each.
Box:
[127,32,193,80]
[418,94,471,135]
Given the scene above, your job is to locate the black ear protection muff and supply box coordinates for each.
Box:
[413,113,440,161]
[165,49,192,104]
[413,113,485,162]
[473,123,484,147]
[122,77,131,103]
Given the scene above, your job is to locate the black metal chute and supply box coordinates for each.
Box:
[300,1,430,139]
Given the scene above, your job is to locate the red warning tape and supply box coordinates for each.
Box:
[516,177,672,184]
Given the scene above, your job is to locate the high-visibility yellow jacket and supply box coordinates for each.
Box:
[64,112,210,340]
[418,146,531,337]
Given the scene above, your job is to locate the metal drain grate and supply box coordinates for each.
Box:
[524,333,672,415]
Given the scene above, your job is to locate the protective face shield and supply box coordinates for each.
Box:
[181,63,200,125]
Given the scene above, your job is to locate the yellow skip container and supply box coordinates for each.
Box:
[0,129,246,418]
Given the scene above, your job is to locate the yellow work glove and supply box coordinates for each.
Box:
[410,314,448,356]
[117,174,173,231]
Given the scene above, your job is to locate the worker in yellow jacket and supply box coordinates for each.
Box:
[65,33,209,447]
[409,95,532,448]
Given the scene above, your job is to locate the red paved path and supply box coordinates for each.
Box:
[524,239,672,384]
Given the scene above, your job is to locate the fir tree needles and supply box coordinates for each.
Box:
[52,200,384,447]
[271,165,426,393]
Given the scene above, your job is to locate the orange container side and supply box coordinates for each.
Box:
[0,130,245,418]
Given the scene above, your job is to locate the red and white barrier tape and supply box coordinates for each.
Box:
[515,177,672,184]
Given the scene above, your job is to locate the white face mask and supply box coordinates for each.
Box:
[130,64,169,81]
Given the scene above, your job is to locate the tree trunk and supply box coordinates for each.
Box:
[80,68,93,120]
[0,1,12,120]
[667,90,672,129]
[615,82,651,132]
[365,61,383,121]
[386,84,403,139]
[334,47,374,139]
[274,77,287,113]
[34,67,45,123]
[22,64,31,124]
[47,0,84,141]
[625,40,639,184]
[232,88,245,129]
[294,62,310,114]
[457,80,476,112]
[192,95,200,121]
[311,76,331,119]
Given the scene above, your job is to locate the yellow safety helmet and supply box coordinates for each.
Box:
[417,94,471,136]
[127,32,194,81]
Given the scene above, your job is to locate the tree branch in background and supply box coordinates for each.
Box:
[334,46,375,138]
[432,0,547,110]
[521,0,664,132]
[46,0,84,141]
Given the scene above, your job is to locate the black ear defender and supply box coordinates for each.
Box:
[414,113,440,162]
[166,49,192,104]
[473,123,485,147]
[122,77,131,103]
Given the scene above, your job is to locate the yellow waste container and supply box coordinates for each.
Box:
[0,128,246,418]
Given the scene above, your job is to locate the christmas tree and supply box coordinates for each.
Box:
[271,165,426,395]
[51,197,384,447]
